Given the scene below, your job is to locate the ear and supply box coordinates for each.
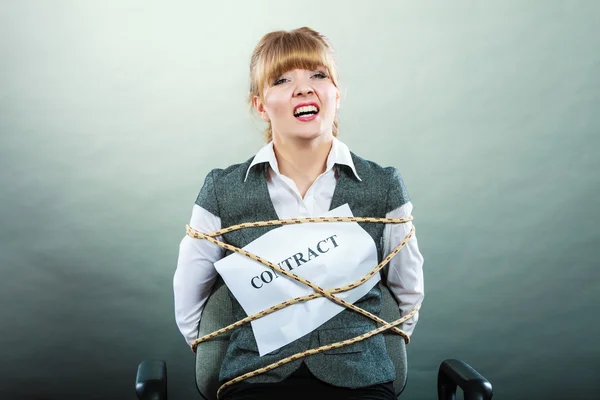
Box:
[253,95,270,122]
[336,89,340,109]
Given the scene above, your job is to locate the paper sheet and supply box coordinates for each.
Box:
[214,204,379,356]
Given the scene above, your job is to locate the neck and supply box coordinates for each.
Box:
[272,134,333,188]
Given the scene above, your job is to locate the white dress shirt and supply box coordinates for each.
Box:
[174,138,425,346]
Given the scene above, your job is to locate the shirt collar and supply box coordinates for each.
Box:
[244,137,362,182]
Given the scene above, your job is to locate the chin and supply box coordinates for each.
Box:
[293,131,328,141]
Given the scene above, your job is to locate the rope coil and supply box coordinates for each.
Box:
[185,215,420,398]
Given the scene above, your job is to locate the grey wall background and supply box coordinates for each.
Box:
[1,1,599,399]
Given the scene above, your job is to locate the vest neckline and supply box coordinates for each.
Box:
[254,163,350,221]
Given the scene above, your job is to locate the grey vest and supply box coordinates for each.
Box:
[195,152,410,388]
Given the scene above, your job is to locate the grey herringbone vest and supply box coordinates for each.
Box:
[195,151,410,388]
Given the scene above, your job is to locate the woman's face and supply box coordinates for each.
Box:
[254,67,339,142]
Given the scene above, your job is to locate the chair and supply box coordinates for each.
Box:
[136,278,493,400]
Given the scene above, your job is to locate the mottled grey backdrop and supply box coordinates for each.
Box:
[1,1,599,399]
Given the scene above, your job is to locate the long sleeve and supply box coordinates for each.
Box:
[173,204,225,346]
[383,201,425,337]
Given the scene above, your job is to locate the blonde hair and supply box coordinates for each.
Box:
[248,27,340,142]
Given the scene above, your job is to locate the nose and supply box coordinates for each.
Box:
[294,87,314,97]
[294,78,314,97]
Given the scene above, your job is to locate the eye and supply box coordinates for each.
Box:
[273,77,288,85]
[312,71,328,79]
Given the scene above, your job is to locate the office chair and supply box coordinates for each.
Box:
[136,278,493,400]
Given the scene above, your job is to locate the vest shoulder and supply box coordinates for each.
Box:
[207,156,255,183]
[350,152,401,179]
[194,157,254,214]
[350,152,411,207]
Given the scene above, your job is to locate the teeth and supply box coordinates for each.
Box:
[294,105,319,117]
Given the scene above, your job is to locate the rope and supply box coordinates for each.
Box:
[185,215,420,398]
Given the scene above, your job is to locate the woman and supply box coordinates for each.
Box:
[174,27,425,400]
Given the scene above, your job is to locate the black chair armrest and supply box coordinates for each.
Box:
[136,360,168,400]
[437,359,493,400]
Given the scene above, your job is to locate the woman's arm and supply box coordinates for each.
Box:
[173,204,225,346]
[383,201,425,337]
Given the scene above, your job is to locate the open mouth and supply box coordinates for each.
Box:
[293,103,320,120]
